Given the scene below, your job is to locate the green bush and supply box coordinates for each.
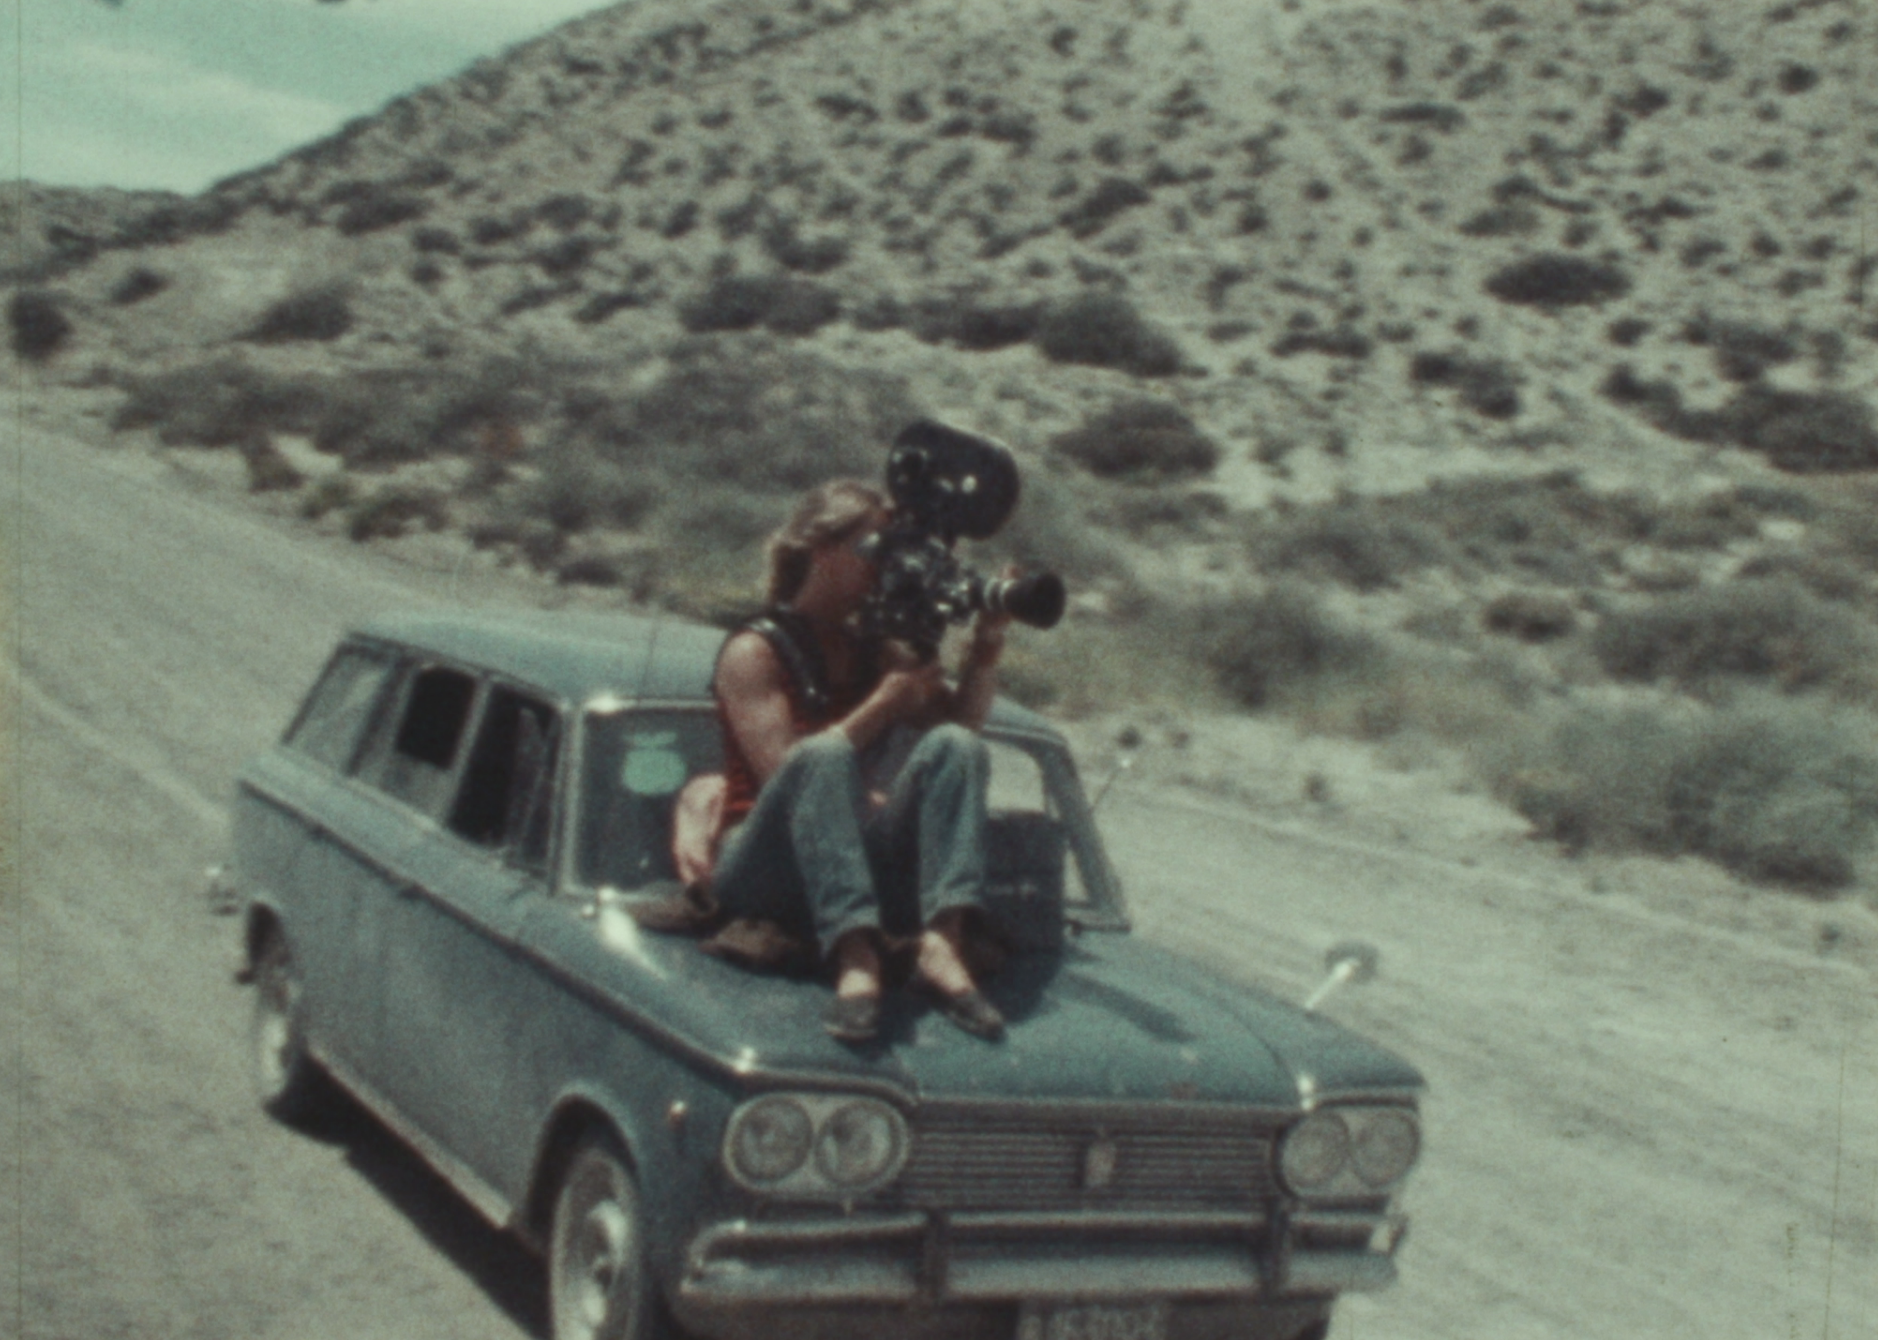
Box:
[1499,697,1878,886]
[1253,498,1448,591]
[245,286,353,343]
[1034,292,1183,377]
[677,275,841,336]
[108,268,169,306]
[1591,579,1875,697]
[9,290,72,361]
[1051,399,1219,483]
[112,360,327,447]
[1202,584,1390,710]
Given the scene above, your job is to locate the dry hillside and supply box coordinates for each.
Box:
[10,0,1878,894]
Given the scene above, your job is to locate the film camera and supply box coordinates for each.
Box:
[857,420,1066,660]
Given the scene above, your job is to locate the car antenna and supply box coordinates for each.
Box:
[1088,728,1142,813]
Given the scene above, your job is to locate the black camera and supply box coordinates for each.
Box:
[858,420,1066,660]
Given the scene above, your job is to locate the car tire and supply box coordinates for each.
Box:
[550,1133,672,1340]
[249,925,328,1124]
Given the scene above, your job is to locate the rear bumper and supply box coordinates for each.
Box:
[673,1208,1403,1338]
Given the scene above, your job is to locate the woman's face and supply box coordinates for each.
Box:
[813,510,887,615]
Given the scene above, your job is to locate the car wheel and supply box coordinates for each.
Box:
[249,926,327,1123]
[550,1134,671,1340]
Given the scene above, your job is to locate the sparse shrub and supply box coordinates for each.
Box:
[1459,204,1540,238]
[1058,177,1152,238]
[1409,349,1521,417]
[310,358,546,468]
[1606,318,1650,346]
[536,235,598,277]
[109,268,169,306]
[246,285,353,343]
[8,290,72,361]
[300,474,357,521]
[241,437,304,493]
[1485,253,1631,306]
[1378,102,1466,132]
[536,194,593,230]
[1034,291,1183,377]
[468,213,531,246]
[1051,399,1219,483]
[1202,584,1392,711]
[411,226,461,254]
[346,489,448,542]
[1591,579,1875,696]
[112,360,327,446]
[677,275,841,336]
[1725,386,1878,473]
[335,188,428,236]
[762,225,850,274]
[575,291,646,324]
[1254,498,1447,591]
[907,293,1041,350]
[1498,697,1878,886]
[1271,326,1372,359]
[1483,591,1577,642]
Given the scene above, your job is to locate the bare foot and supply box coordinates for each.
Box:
[916,917,977,998]
[832,929,882,1000]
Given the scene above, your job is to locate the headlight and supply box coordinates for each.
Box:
[815,1100,906,1187]
[1279,1110,1351,1193]
[722,1093,909,1198]
[1352,1108,1420,1188]
[725,1096,812,1184]
[1278,1105,1419,1199]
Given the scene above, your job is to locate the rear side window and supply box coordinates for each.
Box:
[285,645,396,772]
[355,665,478,816]
[450,686,560,871]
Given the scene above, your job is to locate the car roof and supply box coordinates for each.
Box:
[353,608,1065,737]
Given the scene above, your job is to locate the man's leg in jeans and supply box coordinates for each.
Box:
[871,722,991,931]
[709,731,883,957]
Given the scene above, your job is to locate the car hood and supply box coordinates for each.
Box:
[544,907,1421,1109]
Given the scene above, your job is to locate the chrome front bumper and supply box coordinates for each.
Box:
[677,1207,1406,1309]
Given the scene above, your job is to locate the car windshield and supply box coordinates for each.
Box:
[571,705,1127,929]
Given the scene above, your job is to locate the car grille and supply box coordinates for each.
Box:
[892,1108,1277,1213]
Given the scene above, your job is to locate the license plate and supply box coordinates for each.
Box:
[1016,1301,1169,1340]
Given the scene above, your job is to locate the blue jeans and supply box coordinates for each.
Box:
[710,724,990,959]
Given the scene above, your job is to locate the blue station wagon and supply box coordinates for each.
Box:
[232,609,1423,1340]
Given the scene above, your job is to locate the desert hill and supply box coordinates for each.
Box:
[12,0,1878,892]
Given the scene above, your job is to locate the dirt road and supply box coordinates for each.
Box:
[5,405,1874,1339]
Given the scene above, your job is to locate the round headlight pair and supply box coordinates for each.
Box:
[1278,1106,1420,1197]
[724,1094,908,1197]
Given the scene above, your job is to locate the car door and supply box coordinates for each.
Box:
[372,679,569,1189]
[261,641,415,1075]
[333,659,485,1092]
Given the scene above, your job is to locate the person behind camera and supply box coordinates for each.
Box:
[708,479,1011,1044]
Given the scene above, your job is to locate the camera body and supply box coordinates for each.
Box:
[859,421,1064,660]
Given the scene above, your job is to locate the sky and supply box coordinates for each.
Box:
[5,0,619,193]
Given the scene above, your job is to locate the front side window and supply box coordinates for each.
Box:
[449,686,560,871]
[355,665,478,816]
[284,644,396,772]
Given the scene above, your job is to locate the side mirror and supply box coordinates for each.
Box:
[1303,940,1379,1012]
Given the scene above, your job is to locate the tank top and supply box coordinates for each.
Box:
[716,609,880,823]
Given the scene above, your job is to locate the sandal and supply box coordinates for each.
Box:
[823,992,881,1043]
[914,978,1005,1041]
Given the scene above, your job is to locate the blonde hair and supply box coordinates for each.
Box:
[765,479,887,604]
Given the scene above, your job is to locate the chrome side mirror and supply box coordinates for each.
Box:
[1303,940,1379,1012]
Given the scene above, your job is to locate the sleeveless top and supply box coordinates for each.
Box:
[715,609,881,824]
